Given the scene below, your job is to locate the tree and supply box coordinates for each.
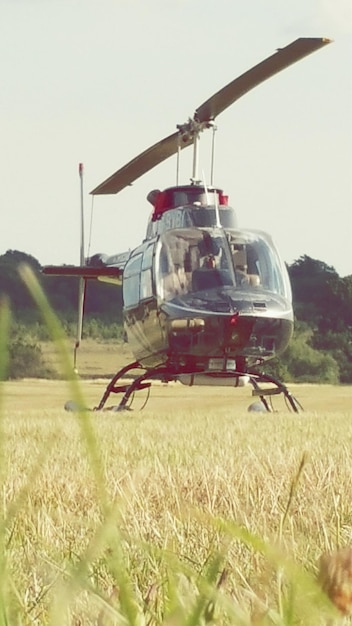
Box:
[283,327,339,384]
[288,255,339,328]
[0,250,43,318]
[258,322,340,384]
[288,257,352,382]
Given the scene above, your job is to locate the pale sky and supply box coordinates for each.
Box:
[1,0,352,276]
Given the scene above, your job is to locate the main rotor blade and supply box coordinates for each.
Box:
[195,38,331,122]
[91,37,331,196]
[91,131,193,195]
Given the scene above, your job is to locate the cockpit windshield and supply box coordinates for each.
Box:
[156,228,291,302]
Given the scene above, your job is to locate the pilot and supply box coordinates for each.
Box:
[202,254,217,269]
[192,238,223,290]
[198,234,221,268]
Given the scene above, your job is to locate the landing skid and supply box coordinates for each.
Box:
[246,370,303,413]
[77,362,303,413]
[94,361,174,412]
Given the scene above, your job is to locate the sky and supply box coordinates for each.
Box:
[1,0,351,277]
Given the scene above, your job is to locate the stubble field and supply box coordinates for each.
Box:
[1,376,352,624]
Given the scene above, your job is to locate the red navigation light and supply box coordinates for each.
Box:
[230,313,239,326]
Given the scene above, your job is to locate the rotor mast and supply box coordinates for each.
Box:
[192,130,200,183]
[176,118,213,185]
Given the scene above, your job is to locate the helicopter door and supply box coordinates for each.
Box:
[123,239,165,366]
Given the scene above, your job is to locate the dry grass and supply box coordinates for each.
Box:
[0,379,351,624]
[40,339,134,379]
[2,376,351,413]
[2,263,348,624]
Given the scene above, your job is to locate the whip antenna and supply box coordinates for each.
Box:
[87,194,95,260]
[214,186,221,229]
[210,122,217,186]
[79,162,85,266]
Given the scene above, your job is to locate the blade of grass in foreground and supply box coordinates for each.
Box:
[0,298,10,625]
[212,516,339,624]
[19,265,146,625]
[0,298,75,624]
[0,297,10,400]
[19,264,109,512]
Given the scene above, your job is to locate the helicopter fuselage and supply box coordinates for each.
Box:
[114,185,293,377]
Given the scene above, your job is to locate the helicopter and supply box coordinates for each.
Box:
[44,37,331,413]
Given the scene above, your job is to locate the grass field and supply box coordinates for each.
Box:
[2,374,351,414]
[40,339,134,380]
[0,376,352,624]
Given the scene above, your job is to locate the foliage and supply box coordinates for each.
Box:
[6,326,55,380]
[258,322,340,384]
[283,326,339,384]
[287,256,352,382]
[81,317,125,341]
[310,328,352,384]
[0,249,123,323]
[288,255,352,332]
[0,249,41,316]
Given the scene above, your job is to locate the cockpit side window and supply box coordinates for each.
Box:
[123,253,143,307]
[159,237,192,300]
[227,232,289,296]
[140,243,155,300]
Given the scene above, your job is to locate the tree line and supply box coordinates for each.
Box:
[0,249,351,382]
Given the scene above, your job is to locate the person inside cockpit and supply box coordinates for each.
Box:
[192,235,231,290]
[232,243,260,287]
[202,253,217,269]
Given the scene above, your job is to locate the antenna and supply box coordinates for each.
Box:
[191,130,200,183]
[203,168,221,228]
[74,163,86,373]
[214,184,222,229]
[210,122,217,186]
[202,169,210,205]
[176,134,181,185]
[79,162,85,266]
